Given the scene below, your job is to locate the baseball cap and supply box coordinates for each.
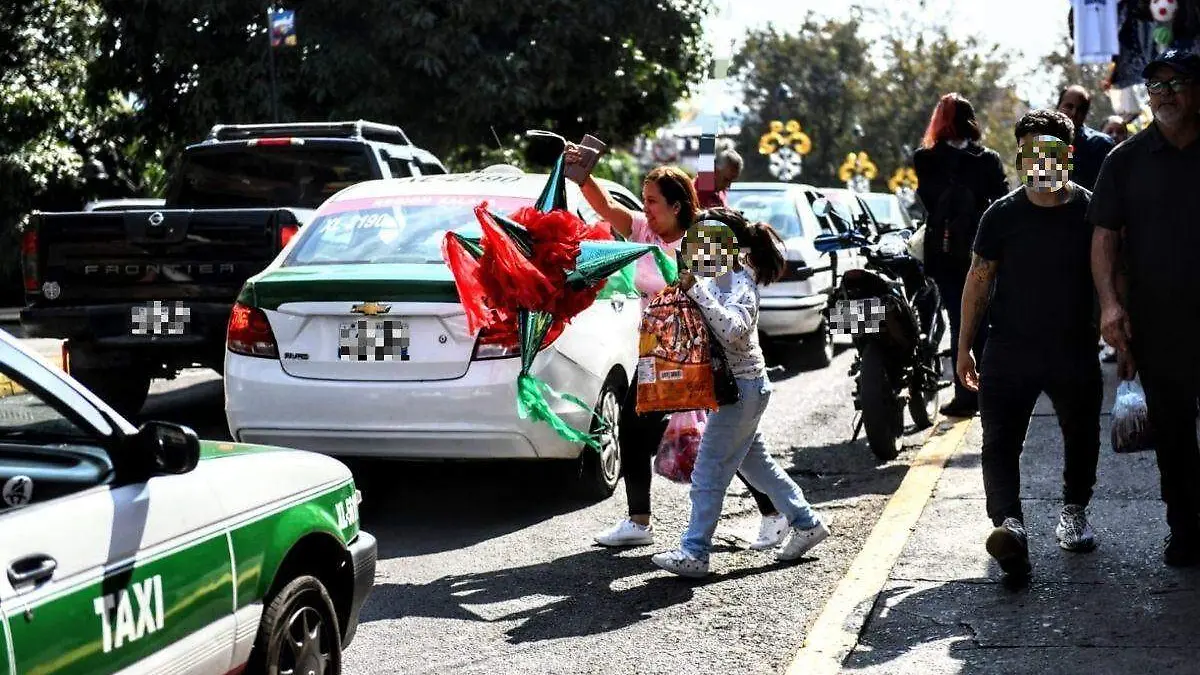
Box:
[1142,49,1200,79]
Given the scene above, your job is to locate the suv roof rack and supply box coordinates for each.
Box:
[206,120,412,145]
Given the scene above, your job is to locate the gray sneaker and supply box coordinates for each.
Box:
[1055,504,1097,552]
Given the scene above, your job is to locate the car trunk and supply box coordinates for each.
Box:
[250,263,477,382]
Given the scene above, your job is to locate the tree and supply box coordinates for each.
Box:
[87,0,715,169]
[0,0,153,302]
[1035,38,1117,129]
[730,12,1025,189]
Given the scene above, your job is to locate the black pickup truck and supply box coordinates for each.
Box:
[20,120,447,416]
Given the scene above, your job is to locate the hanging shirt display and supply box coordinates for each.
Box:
[1073,0,1122,64]
[1112,2,1159,88]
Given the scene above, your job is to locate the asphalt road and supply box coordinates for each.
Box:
[6,326,935,674]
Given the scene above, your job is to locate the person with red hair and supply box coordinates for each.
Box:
[913,93,1010,418]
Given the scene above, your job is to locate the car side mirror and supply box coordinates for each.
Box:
[812,198,831,219]
[137,422,200,475]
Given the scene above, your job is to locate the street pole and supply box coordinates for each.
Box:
[267,13,280,122]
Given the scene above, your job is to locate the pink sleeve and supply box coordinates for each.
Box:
[629,212,655,244]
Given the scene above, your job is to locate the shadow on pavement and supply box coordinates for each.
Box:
[780,441,911,508]
[362,548,820,644]
[764,341,853,382]
[136,377,231,440]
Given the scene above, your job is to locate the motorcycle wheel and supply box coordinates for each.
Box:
[908,350,941,430]
[859,342,902,462]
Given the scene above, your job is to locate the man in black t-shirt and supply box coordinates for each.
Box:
[956,110,1103,580]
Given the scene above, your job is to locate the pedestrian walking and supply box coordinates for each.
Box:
[651,207,829,578]
[1090,49,1200,567]
[958,110,1103,579]
[913,93,1009,418]
[564,146,789,551]
[1056,84,1118,190]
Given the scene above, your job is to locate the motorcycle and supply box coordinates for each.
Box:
[811,199,946,461]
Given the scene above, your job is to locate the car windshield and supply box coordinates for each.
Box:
[285,194,535,266]
[862,194,910,230]
[726,191,802,238]
[169,145,376,209]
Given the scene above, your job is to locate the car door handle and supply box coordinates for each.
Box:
[8,554,57,586]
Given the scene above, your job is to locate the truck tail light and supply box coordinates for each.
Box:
[21,229,38,292]
[247,138,304,146]
[472,326,520,360]
[279,224,299,249]
[227,302,279,358]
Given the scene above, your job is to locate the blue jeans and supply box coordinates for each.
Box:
[681,376,820,560]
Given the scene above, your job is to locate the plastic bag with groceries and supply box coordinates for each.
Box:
[654,410,706,483]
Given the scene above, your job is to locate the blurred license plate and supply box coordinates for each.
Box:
[338,319,410,361]
[130,301,191,336]
[830,298,885,335]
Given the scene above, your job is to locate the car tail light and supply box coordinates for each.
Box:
[21,229,38,292]
[279,224,299,249]
[472,326,520,360]
[227,302,279,358]
[247,137,304,146]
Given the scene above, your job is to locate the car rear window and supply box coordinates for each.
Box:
[726,190,804,239]
[284,195,534,266]
[169,144,376,209]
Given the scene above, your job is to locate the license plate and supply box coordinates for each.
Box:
[830,298,886,335]
[338,319,410,361]
[130,301,191,336]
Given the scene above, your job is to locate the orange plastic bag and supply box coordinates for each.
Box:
[636,286,719,414]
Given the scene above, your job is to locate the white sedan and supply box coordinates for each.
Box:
[224,169,645,498]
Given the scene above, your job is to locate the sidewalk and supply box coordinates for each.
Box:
[840,362,1200,674]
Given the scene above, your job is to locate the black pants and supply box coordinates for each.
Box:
[978,343,1102,526]
[933,270,989,407]
[621,382,776,517]
[1134,335,1200,535]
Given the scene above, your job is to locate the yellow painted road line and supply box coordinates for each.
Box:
[785,416,973,675]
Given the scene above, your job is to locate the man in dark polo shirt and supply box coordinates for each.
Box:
[1057,85,1116,191]
[957,110,1102,579]
[1090,49,1200,567]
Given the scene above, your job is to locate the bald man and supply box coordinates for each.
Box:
[1057,85,1116,190]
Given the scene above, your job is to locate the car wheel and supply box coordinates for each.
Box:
[252,575,343,675]
[578,379,623,500]
[66,344,151,418]
[798,320,834,368]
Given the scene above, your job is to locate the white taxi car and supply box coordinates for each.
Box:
[224,170,646,498]
[0,329,375,675]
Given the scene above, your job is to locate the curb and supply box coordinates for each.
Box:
[0,349,64,399]
[785,415,974,675]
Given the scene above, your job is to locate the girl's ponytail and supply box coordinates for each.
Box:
[695,207,787,286]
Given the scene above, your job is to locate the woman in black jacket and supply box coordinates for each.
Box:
[913,93,1009,417]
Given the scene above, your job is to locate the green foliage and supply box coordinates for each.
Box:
[591,149,644,193]
[732,14,1026,189]
[88,0,715,165]
[1037,40,1117,128]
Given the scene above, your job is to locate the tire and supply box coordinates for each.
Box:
[908,355,940,431]
[66,350,151,419]
[798,320,834,369]
[858,343,902,462]
[250,575,343,675]
[577,379,624,500]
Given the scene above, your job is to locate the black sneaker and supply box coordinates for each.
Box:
[940,399,979,417]
[1164,532,1200,567]
[986,517,1032,578]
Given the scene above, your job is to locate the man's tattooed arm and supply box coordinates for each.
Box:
[959,254,998,358]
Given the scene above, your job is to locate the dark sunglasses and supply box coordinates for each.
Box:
[1146,78,1194,95]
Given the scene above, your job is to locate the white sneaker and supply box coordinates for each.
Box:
[594,519,654,547]
[651,549,709,578]
[749,513,790,551]
[776,518,831,561]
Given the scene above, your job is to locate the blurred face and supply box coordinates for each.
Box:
[681,221,740,277]
[642,180,683,237]
[1147,66,1200,130]
[1056,89,1088,130]
[1017,134,1073,193]
[715,163,740,191]
[1102,118,1129,143]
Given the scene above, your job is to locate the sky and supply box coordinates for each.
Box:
[700,0,1073,108]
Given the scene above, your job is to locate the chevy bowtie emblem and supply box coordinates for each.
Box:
[351,302,391,316]
[148,211,165,227]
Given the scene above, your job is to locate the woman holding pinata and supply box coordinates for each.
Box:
[562,144,789,552]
